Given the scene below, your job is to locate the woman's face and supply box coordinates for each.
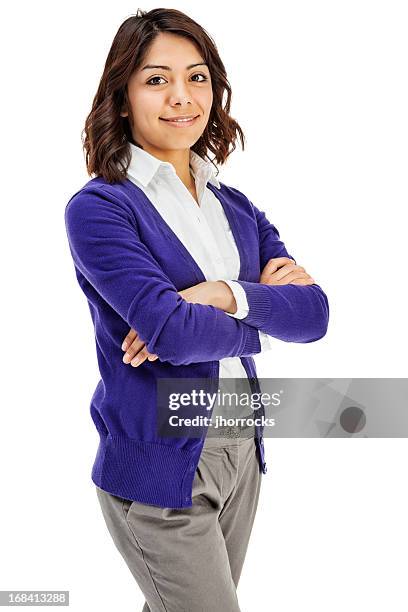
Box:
[121,32,213,155]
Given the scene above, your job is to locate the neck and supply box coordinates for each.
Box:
[140,144,193,187]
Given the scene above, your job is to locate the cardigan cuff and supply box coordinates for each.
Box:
[234,280,273,329]
[241,324,261,356]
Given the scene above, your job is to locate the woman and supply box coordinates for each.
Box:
[64,8,329,611]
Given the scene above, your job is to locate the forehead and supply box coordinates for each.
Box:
[141,32,204,66]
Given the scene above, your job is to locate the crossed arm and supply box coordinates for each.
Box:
[122,257,316,366]
[120,199,329,367]
[65,187,329,367]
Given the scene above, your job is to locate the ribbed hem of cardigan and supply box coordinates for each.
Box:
[235,280,272,330]
[241,324,262,355]
[91,434,203,509]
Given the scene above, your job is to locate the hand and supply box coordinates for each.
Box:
[177,281,222,306]
[121,328,159,367]
[260,257,315,286]
[121,281,229,367]
[178,280,236,314]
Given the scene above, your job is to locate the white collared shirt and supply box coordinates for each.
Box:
[124,142,272,378]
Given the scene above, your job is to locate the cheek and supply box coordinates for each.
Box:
[130,89,163,121]
[198,88,213,114]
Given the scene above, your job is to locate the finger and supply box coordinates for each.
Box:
[131,347,149,367]
[275,263,305,279]
[271,271,310,285]
[122,335,144,364]
[261,261,302,283]
[268,263,305,282]
[122,328,137,351]
[290,277,315,285]
[262,257,296,275]
[277,272,314,285]
[147,354,159,361]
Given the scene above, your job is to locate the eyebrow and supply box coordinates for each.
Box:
[141,62,208,71]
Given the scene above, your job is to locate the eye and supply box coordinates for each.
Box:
[146,73,209,86]
[191,73,209,82]
[146,76,166,86]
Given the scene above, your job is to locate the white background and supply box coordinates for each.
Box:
[1,1,407,610]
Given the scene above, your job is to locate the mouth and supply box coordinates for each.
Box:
[159,115,200,127]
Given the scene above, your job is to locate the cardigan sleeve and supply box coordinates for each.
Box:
[234,201,330,343]
[64,188,261,366]
[217,279,273,352]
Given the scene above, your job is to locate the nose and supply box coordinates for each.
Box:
[168,82,193,107]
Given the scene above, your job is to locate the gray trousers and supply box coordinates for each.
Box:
[95,431,262,612]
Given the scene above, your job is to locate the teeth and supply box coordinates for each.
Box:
[167,117,195,122]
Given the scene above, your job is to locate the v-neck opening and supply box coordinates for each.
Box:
[122,177,246,284]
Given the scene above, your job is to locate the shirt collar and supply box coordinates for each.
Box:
[126,141,221,190]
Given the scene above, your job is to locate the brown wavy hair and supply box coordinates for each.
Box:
[82,8,246,184]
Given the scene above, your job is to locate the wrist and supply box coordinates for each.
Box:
[214,281,237,314]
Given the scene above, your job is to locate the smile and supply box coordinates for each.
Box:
[159,115,199,127]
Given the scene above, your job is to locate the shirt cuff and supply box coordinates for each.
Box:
[219,279,249,319]
[259,331,273,352]
[218,280,272,352]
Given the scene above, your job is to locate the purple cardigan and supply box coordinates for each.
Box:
[64,176,329,508]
